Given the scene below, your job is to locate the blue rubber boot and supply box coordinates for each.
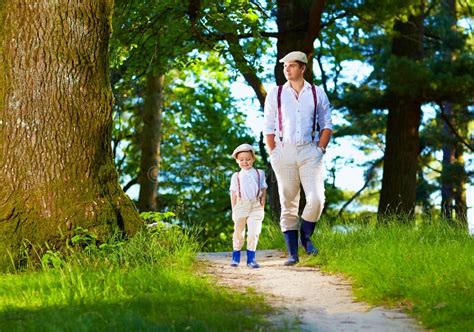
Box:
[230,251,240,267]
[300,220,318,255]
[246,250,260,268]
[283,230,299,266]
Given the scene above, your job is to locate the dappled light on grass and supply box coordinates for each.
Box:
[0,226,271,331]
[297,218,473,331]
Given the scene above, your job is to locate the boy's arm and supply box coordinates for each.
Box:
[230,191,237,209]
[260,188,267,206]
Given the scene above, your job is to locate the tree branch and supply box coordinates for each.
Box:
[438,102,474,152]
[123,177,139,193]
[315,51,329,94]
[320,12,348,30]
[226,34,267,110]
[201,31,279,41]
[424,163,442,174]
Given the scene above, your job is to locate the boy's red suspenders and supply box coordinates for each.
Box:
[236,169,261,199]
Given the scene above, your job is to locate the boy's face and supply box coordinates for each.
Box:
[235,151,254,170]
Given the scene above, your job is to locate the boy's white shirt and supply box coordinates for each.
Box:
[229,167,267,200]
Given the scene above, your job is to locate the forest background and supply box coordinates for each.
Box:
[109,0,473,249]
[1,0,472,253]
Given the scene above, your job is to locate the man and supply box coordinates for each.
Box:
[264,51,332,266]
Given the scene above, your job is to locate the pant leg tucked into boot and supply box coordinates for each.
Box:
[246,250,260,268]
[283,230,299,266]
[300,220,318,255]
[230,250,240,267]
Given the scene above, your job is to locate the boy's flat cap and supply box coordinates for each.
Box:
[232,143,256,159]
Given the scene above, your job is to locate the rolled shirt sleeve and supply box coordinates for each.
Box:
[229,173,238,192]
[263,86,278,135]
[317,87,333,131]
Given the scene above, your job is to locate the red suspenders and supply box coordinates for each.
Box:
[310,85,318,142]
[277,86,283,142]
[236,169,261,199]
[277,84,318,142]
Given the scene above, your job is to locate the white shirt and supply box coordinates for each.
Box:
[229,168,267,200]
[263,80,332,145]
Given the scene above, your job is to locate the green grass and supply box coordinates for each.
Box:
[264,218,473,332]
[176,215,473,331]
[0,226,273,331]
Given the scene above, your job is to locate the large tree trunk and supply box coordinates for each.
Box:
[378,14,424,218]
[272,0,326,217]
[0,0,142,265]
[275,0,325,84]
[137,72,164,212]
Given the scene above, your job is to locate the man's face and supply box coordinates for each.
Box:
[283,61,305,81]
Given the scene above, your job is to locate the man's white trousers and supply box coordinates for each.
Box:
[270,143,325,232]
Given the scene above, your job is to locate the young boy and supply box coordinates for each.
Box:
[229,143,267,268]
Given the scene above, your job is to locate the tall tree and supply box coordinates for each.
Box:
[157,55,255,250]
[137,72,164,211]
[335,0,473,218]
[378,8,425,218]
[440,103,468,222]
[0,0,142,264]
[112,0,193,211]
[438,0,468,223]
[184,0,279,216]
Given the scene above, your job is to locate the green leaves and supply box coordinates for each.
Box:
[140,211,176,226]
[41,250,64,269]
[243,8,259,23]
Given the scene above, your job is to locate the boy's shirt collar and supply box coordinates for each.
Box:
[240,167,255,174]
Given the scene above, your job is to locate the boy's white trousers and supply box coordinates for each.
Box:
[270,142,325,232]
[232,199,264,251]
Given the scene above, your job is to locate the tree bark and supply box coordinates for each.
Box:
[138,72,164,212]
[0,0,142,265]
[378,13,424,218]
[452,140,467,223]
[441,102,456,220]
[275,0,326,84]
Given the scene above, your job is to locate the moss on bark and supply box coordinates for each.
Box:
[0,1,143,270]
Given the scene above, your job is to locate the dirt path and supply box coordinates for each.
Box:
[197,250,423,332]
